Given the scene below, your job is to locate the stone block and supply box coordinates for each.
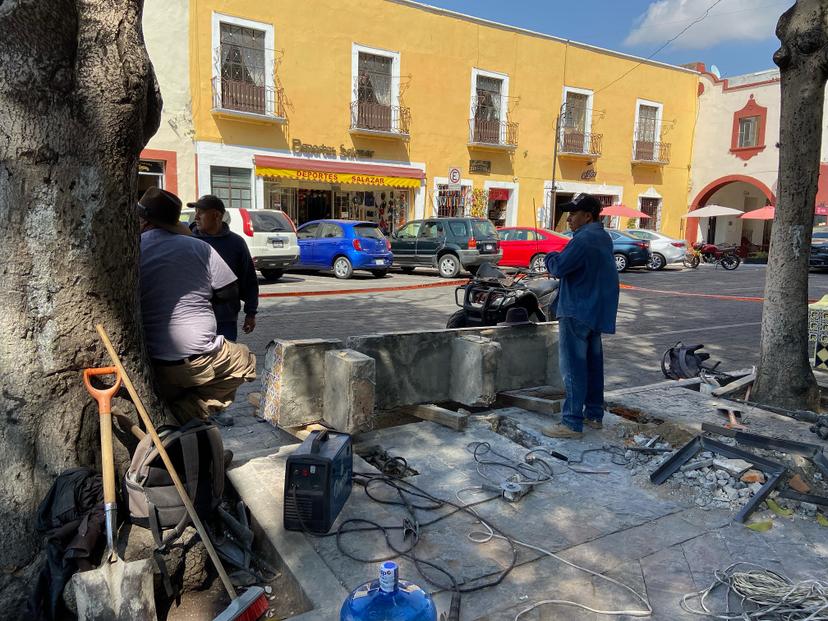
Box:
[450,334,500,406]
[260,338,343,427]
[322,349,376,434]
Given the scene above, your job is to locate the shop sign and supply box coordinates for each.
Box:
[581,167,597,180]
[291,139,373,160]
[256,166,420,188]
[469,159,491,174]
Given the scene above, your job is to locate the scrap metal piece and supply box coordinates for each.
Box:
[650,435,786,523]
[778,489,828,507]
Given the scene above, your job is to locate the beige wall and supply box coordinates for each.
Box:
[142,0,197,201]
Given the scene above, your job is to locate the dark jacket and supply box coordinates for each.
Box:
[191,223,259,322]
[545,222,619,334]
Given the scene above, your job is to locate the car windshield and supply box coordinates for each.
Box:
[248,210,291,232]
[471,220,497,239]
[354,224,385,239]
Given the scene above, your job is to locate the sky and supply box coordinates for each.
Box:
[420,0,793,78]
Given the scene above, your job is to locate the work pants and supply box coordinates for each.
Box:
[558,316,605,432]
[153,340,256,424]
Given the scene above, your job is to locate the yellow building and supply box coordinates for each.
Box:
[146,0,699,235]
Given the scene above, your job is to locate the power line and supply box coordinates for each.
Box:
[595,0,728,95]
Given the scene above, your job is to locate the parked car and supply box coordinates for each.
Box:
[622,229,687,270]
[390,217,502,278]
[810,227,828,270]
[496,226,570,271]
[180,207,299,281]
[293,219,393,279]
[561,229,650,272]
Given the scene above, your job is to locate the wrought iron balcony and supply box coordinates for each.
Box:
[632,140,671,165]
[349,100,410,137]
[211,77,286,121]
[558,131,603,158]
[467,118,518,149]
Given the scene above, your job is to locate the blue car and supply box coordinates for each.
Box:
[294,220,394,279]
[561,229,650,272]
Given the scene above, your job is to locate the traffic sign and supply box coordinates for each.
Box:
[448,166,461,191]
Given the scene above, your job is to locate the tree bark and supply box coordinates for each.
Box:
[0,0,162,612]
[754,0,828,410]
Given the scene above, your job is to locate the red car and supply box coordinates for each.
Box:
[497,226,570,271]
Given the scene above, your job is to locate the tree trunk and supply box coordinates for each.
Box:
[753,0,828,410]
[0,0,161,612]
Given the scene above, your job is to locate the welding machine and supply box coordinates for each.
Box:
[283,429,352,534]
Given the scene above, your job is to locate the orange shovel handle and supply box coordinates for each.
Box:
[82,366,122,415]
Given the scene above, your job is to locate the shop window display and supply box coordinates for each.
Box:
[436,184,467,218]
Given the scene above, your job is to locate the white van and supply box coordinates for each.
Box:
[180,208,299,281]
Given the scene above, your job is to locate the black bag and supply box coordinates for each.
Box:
[661,341,716,380]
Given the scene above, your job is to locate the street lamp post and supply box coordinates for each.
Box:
[549,102,566,230]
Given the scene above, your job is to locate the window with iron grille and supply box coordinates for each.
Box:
[210,166,252,209]
[640,198,660,230]
[219,23,266,114]
[473,75,503,143]
[355,52,393,131]
[436,184,466,218]
[562,91,589,152]
[738,116,758,148]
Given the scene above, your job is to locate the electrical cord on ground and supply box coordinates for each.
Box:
[680,562,828,620]
[455,488,653,619]
[466,441,555,492]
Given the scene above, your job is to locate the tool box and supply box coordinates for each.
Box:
[283,430,352,534]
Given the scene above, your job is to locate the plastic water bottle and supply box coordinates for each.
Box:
[340,561,438,621]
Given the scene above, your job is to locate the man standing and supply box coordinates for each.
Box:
[137,187,256,424]
[543,194,619,439]
[189,194,258,341]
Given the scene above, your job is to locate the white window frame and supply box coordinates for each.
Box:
[738,116,758,148]
[470,68,510,144]
[637,195,663,231]
[351,43,401,127]
[560,86,594,153]
[633,98,664,161]
[483,180,519,227]
[432,176,473,218]
[211,12,276,117]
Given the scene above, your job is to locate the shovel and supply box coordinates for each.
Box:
[71,366,157,620]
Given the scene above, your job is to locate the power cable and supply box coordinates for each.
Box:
[595,0,728,95]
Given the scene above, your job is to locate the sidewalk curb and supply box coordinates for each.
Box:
[260,278,468,298]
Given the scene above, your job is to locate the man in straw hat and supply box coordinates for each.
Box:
[136,187,256,424]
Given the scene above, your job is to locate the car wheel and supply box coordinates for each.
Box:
[446,309,469,328]
[400,266,416,274]
[332,256,353,279]
[647,253,666,271]
[371,270,388,278]
[260,269,283,281]
[438,254,461,278]
[614,253,628,273]
[530,254,547,273]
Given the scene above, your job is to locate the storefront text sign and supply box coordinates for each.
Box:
[291,139,373,160]
[256,166,420,188]
[469,159,491,174]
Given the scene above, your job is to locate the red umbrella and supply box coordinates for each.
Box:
[600,203,650,219]
[740,205,775,220]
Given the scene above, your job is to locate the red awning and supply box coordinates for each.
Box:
[488,188,510,201]
[253,155,425,179]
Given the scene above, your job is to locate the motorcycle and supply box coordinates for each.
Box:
[683,242,741,270]
[446,262,559,328]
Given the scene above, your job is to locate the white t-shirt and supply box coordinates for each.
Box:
[140,229,237,360]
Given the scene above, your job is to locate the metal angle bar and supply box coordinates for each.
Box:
[699,437,785,474]
[778,489,828,507]
[649,436,703,485]
[734,468,786,524]
[701,422,822,457]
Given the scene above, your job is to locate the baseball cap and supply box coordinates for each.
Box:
[559,193,602,217]
[187,194,226,213]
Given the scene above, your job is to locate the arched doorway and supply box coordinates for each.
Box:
[686,175,776,247]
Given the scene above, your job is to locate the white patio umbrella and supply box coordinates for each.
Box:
[681,204,743,218]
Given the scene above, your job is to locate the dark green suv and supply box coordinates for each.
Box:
[390,217,502,278]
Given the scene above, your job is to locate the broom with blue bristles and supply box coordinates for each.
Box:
[97,324,268,621]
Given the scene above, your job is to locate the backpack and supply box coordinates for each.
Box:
[123,419,224,549]
[660,342,719,380]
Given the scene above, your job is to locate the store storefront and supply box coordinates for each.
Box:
[254,155,424,233]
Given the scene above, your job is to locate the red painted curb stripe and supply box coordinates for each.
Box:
[259,279,468,298]
[620,283,818,304]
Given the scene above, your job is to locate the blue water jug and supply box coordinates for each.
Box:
[340,561,438,621]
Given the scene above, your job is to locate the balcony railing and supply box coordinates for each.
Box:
[468,118,518,148]
[349,100,410,136]
[211,76,285,119]
[558,131,603,157]
[632,140,671,165]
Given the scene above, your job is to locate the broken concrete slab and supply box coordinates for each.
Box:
[450,334,500,406]
[322,349,375,434]
[712,457,753,477]
[261,338,343,427]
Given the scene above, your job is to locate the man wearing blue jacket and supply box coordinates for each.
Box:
[190,195,259,341]
[543,194,619,439]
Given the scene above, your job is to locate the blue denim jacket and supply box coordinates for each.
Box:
[545,222,620,334]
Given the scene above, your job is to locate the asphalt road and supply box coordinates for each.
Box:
[238,264,828,390]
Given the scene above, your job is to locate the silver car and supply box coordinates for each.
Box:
[623,229,686,270]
